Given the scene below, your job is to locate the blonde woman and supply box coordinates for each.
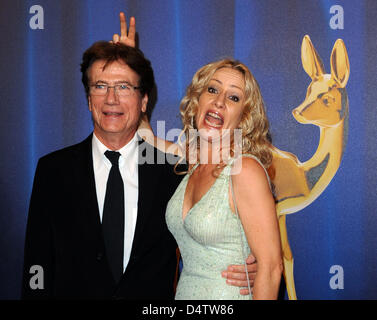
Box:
[114,13,282,299]
[162,59,282,299]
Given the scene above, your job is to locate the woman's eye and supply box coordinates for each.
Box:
[208,86,217,94]
[229,95,240,102]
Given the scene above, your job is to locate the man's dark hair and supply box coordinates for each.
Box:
[80,41,154,98]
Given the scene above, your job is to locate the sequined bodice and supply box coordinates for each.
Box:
[166,155,267,300]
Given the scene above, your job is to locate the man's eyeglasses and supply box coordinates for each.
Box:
[89,82,141,97]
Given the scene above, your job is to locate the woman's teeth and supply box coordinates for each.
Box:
[205,112,224,128]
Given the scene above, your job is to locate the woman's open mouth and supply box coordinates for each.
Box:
[204,111,224,128]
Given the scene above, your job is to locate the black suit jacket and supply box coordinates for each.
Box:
[22,134,184,299]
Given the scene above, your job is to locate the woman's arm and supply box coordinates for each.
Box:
[138,114,182,156]
[231,157,283,300]
[113,12,182,156]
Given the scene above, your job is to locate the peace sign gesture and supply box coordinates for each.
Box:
[111,12,136,48]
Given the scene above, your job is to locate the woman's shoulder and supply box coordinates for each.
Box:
[230,153,266,172]
[230,154,272,190]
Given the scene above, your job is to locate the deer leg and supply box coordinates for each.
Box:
[279,215,297,300]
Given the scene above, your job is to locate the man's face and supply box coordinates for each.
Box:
[87,59,148,147]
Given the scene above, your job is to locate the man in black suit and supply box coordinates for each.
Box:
[22,41,255,299]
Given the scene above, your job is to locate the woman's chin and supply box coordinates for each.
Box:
[198,127,234,146]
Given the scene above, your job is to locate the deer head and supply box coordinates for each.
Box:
[292,35,350,128]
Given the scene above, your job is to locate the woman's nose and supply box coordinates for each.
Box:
[214,93,225,108]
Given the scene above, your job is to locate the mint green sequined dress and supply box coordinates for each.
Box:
[166,155,270,300]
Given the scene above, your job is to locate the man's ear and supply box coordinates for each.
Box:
[141,94,148,113]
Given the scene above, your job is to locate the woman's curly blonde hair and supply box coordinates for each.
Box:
[176,58,272,173]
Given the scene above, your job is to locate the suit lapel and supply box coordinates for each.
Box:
[128,139,163,262]
[72,134,103,250]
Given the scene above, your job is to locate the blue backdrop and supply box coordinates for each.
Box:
[1,0,376,299]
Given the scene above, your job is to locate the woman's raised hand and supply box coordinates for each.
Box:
[111,12,136,48]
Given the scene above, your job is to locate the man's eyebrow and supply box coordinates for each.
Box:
[210,78,243,91]
[94,80,132,84]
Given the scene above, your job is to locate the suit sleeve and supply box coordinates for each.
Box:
[22,158,54,299]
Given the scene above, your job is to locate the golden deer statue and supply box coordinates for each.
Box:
[137,35,350,300]
[268,35,350,299]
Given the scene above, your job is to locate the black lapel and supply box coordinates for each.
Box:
[71,134,103,251]
[128,138,164,261]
